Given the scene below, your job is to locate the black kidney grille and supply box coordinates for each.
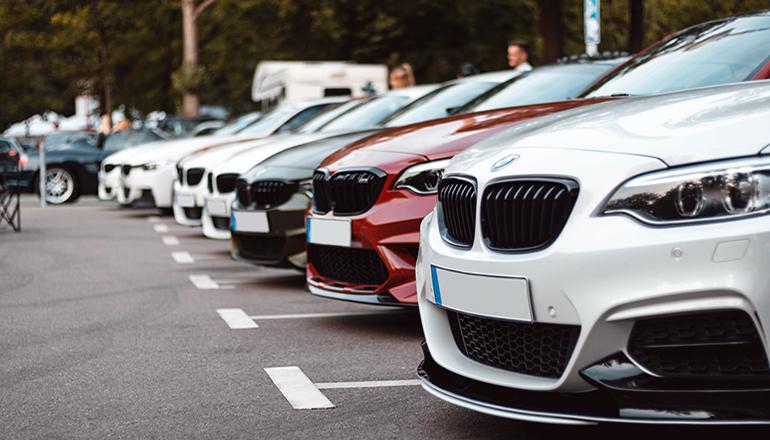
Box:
[216,173,239,194]
[186,168,205,186]
[448,310,580,379]
[251,180,296,209]
[235,179,251,207]
[628,311,770,378]
[176,165,184,183]
[104,164,116,173]
[438,178,477,247]
[312,171,331,213]
[308,244,388,285]
[121,164,132,176]
[206,173,213,193]
[481,179,578,252]
[329,170,385,215]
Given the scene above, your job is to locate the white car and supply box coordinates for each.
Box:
[417,80,770,424]
[199,85,440,239]
[117,98,346,209]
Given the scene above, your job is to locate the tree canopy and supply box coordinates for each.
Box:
[1,0,767,130]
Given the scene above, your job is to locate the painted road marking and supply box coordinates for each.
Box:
[315,379,421,389]
[148,216,161,223]
[264,367,334,410]
[162,236,180,246]
[153,224,169,233]
[189,274,219,290]
[216,308,258,329]
[172,251,194,264]
[248,310,407,321]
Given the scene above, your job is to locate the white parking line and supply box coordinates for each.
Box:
[153,224,169,233]
[162,236,180,246]
[216,308,259,329]
[189,274,219,290]
[248,310,406,321]
[172,251,194,264]
[148,216,161,223]
[264,366,335,410]
[315,379,420,389]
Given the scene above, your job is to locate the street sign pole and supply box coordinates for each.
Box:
[585,0,601,56]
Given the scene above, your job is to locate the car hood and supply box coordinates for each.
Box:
[239,129,381,183]
[123,134,255,165]
[455,81,770,168]
[208,132,333,176]
[321,98,610,166]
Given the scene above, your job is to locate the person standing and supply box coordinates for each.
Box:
[507,40,532,72]
[389,63,416,89]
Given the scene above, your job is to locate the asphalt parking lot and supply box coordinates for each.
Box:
[1,196,768,439]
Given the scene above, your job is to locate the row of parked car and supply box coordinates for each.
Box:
[98,12,770,425]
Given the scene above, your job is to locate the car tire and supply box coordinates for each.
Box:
[41,166,80,204]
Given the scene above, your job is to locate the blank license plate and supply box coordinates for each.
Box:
[430,266,532,322]
[232,211,269,233]
[176,193,196,208]
[207,199,228,216]
[307,217,351,247]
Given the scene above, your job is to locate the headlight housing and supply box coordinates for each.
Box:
[298,178,313,198]
[142,160,173,171]
[394,159,450,195]
[602,156,770,225]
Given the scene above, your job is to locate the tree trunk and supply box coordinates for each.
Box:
[539,0,563,64]
[181,0,198,117]
[628,0,645,53]
[97,28,113,117]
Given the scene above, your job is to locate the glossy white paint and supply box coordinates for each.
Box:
[417,81,770,416]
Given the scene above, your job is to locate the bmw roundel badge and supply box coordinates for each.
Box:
[491,153,520,171]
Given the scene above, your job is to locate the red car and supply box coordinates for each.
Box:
[306,11,770,306]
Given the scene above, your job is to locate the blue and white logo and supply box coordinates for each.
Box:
[491,153,520,171]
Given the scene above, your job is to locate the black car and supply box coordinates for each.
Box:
[19,128,167,204]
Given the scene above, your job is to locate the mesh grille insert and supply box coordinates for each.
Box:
[233,233,286,261]
[308,244,388,285]
[448,310,579,379]
[628,311,770,378]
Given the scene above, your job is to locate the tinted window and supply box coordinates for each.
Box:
[213,113,263,136]
[462,64,615,112]
[583,16,770,97]
[238,106,301,135]
[0,140,11,153]
[43,132,95,150]
[382,82,496,127]
[277,103,340,133]
[104,130,163,151]
[299,99,365,133]
[318,96,409,132]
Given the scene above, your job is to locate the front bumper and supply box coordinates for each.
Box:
[120,165,175,208]
[172,180,208,226]
[202,193,236,240]
[305,190,435,305]
[98,168,121,201]
[417,148,770,424]
[229,192,308,268]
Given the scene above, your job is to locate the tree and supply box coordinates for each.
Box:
[180,0,216,117]
[539,0,563,63]
[628,0,645,52]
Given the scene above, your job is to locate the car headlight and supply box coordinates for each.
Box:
[142,160,173,171]
[602,156,770,225]
[394,159,450,195]
[298,178,313,198]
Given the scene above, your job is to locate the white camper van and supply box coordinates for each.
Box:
[251,61,388,110]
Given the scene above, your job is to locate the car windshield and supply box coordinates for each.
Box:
[213,113,263,136]
[582,15,770,98]
[381,81,498,127]
[238,106,299,136]
[42,131,95,150]
[104,130,163,151]
[461,64,617,113]
[316,95,409,132]
[298,99,365,133]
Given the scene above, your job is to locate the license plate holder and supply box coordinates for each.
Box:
[232,211,269,233]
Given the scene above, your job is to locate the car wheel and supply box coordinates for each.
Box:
[43,167,79,204]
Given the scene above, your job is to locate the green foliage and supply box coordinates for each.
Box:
[1,0,768,129]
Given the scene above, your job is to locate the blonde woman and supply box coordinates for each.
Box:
[389,63,416,89]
